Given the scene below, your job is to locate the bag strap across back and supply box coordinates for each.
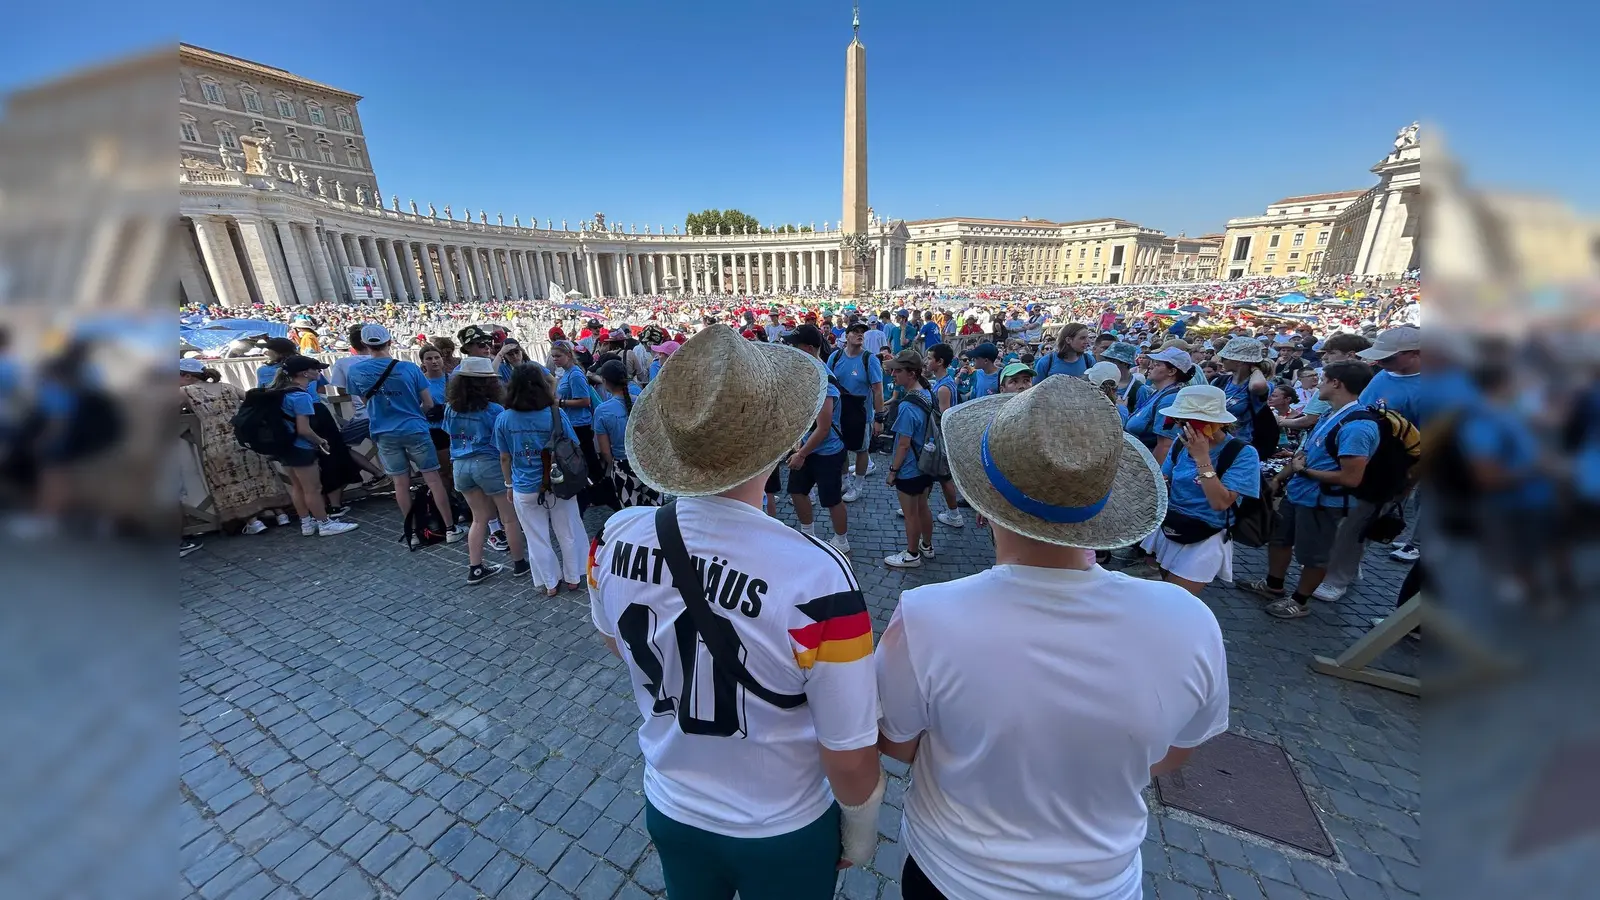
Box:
[654,502,806,710]
[361,359,399,402]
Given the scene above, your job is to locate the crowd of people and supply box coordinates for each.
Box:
[152,266,1600,897]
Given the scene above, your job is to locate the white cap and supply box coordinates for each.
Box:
[360,324,393,346]
[1149,346,1195,373]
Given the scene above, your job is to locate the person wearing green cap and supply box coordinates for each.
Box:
[998,362,1035,394]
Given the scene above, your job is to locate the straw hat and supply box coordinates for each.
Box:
[1218,337,1265,364]
[942,376,1166,549]
[1162,385,1236,424]
[626,324,826,496]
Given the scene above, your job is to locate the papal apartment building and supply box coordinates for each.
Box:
[903,216,1217,287]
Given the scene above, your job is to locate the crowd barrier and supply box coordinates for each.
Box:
[198,335,556,392]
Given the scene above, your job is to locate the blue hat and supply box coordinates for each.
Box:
[968,342,1000,361]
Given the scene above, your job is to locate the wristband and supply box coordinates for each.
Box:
[838,769,886,867]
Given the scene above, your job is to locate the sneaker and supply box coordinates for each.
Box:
[894,507,904,517]
[1265,597,1311,619]
[1390,544,1420,563]
[918,541,936,559]
[325,505,350,519]
[937,510,965,528]
[487,531,510,552]
[827,534,851,556]
[317,520,360,536]
[300,517,317,536]
[445,525,467,544]
[179,540,201,558]
[241,518,267,535]
[842,485,861,503]
[467,563,504,585]
[1236,578,1286,602]
[865,460,878,476]
[511,559,531,577]
[274,513,291,526]
[884,551,922,569]
[1311,583,1344,602]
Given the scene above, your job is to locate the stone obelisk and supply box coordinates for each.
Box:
[839,6,868,298]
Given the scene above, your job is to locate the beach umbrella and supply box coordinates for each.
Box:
[1277,292,1311,304]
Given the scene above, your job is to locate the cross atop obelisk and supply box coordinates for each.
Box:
[840,2,869,298]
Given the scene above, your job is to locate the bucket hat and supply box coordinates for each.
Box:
[1218,337,1266,364]
[941,376,1166,549]
[1100,342,1139,367]
[626,325,826,496]
[1162,384,1236,424]
[455,356,500,378]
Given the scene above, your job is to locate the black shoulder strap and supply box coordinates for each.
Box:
[827,350,841,372]
[361,358,399,401]
[1216,438,1246,478]
[654,503,806,710]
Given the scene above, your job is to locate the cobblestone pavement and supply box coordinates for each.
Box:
[181,454,1421,900]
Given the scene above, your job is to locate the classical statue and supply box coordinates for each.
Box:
[335,180,347,201]
[673,225,679,235]
[428,202,437,217]
[562,219,568,230]
[355,183,368,205]
[810,221,816,231]
[410,199,419,215]
[546,219,553,230]
[315,175,326,196]
[630,223,636,234]
[1393,121,1419,153]
[514,215,521,228]
[593,211,607,230]
[443,204,452,218]
[392,194,400,211]
[218,143,238,170]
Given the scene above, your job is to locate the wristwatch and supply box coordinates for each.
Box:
[1197,470,1218,480]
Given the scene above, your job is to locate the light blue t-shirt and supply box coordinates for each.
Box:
[971,367,1001,400]
[1286,402,1380,508]
[493,406,578,495]
[1125,383,1183,445]
[1034,352,1094,380]
[282,390,315,450]
[1222,378,1266,444]
[827,348,883,408]
[345,357,431,437]
[931,374,958,411]
[425,373,448,405]
[1163,440,1261,529]
[648,360,661,382]
[445,401,503,460]
[892,389,932,479]
[807,382,846,458]
[918,321,942,347]
[1360,370,1423,427]
[557,366,593,427]
[593,386,642,462]
[1459,406,1553,509]
[258,364,327,400]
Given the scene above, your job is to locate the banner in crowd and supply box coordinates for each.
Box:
[345,266,386,301]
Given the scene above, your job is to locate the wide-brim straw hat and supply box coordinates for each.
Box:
[942,376,1166,550]
[1162,384,1236,424]
[626,324,826,496]
[1218,336,1265,364]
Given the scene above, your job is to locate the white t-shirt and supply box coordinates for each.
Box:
[861,328,889,354]
[589,497,880,838]
[328,353,368,420]
[877,564,1228,900]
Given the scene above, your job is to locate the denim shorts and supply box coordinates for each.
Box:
[273,444,319,469]
[453,456,506,495]
[374,430,440,476]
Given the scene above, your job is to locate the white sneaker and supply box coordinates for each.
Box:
[827,534,852,556]
[242,518,267,535]
[317,520,360,536]
[1311,583,1344,602]
[275,513,291,526]
[918,541,936,559]
[1390,545,1420,562]
[895,507,904,517]
[798,522,816,537]
[884,551,922,569]
[445,525,467,543]
[865,460,877,476]
[300,517,317,536]
[842,485,860,503]
[937,510,965,528]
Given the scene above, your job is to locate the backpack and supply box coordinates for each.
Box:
[1322,406,1421,504]
[232,388,297,457]
[541,411,590,501]
[901,391,951,478]
[1210,375,1279,459]
[1162,438,1272,546]
[401,483,447,550]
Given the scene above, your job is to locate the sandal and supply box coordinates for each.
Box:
[1265,597,1310,619]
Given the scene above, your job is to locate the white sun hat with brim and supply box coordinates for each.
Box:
[626,324,826,497]
[1162,385,1236,425]
[941,376,1167,550]
[455,356,500,378]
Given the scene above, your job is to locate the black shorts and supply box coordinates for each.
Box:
[789,451,847,507]
[895,473,935,497]
[275,444,319,468]
[765,463,783,495]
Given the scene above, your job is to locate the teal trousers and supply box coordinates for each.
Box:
[644,800,842,900]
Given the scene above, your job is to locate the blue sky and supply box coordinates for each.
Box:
[3,0,1595,236]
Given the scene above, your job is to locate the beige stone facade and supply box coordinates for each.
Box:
[1219,191,1364,280]
[179,44,380,200]
[1321,128,1421,278]
[904,216,1201,287]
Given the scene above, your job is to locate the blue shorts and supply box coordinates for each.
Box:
[274,444,319,469]
[374,430,440,476]
[453,456,506,495]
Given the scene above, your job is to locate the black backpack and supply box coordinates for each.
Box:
[232,388,296,457]
[401,482,469,550]
[1321,407,1421,504]
[1165,438,1272,546]
[541,412,590,501]
[1209,375,1279,459]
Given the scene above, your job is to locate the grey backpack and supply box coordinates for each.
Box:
[541,411,590,501]
[902,391,951,479]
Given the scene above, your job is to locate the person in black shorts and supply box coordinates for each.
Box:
[782,325,852,556]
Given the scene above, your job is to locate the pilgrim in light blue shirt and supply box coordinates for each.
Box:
[557,366,593,427]
[891,389,932,479]
[445,401,504,460]
[1125,384,1183,444]
[593,386,642,462]
[1163,441,1261,529]
[493,406,578,494]
[282,390,316,450]
[345,357,430,437]
[1286,402,1379,508]
[1459,406,1553,509]
[1360,370,1423,426]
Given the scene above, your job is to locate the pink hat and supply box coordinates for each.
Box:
[651,340,681,356]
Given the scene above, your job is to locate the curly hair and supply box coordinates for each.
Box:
[446,371,504,412]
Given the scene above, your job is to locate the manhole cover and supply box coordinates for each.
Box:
[1155,732,1335,857]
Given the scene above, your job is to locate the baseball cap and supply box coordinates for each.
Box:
[782,324,826,349]
[457,324,492,346]
[650,340,682,356]
[884,349,924,371]
[179,358,206,374]
[1000,362,1034,381]
[360,324,393,346]
[1358,325,1422,360]
[283,355,329,374]
[1149,346,1195,373]
[846,322,869,334]
[969,342,1000,361]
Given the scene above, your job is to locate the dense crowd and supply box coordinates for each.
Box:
[141,267,1597,897]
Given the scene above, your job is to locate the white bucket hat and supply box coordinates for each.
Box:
[1218,337,1266,364]
[1161,385,1237,424]
[455,356,500,378]
[942,376,1166,549]
[626,324,826,496]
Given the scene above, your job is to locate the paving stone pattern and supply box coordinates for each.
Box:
[181,454,1420,899]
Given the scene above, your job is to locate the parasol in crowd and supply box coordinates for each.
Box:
[1176,304,1212,314]
[1277,292,1311,304]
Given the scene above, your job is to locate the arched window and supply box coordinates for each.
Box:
[306,102,325,125]
[214,122,238,148]
[240,85,262,113]
[335,108,354,131]
[347,149,362,168]
[180,116,200,143]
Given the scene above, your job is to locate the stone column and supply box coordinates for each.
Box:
[192,216,252,307]
[421,245,442,300]
[234,217,292,306]
[514,251,531,299]
[269,219,315,305]
[450,246,470,300]
[399,241,423,300]
[487,249,507,299]
[383,238,410,302]
[359,236,391,300]
[304,225,338,302]
[328,231,353,299]
[178,222,215,307]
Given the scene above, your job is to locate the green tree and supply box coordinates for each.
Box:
[683,209,813,235]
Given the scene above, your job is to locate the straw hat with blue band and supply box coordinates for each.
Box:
[941,376,1166,549]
